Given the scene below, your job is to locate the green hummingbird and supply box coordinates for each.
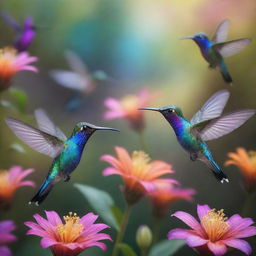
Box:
[140,90,255,182]
[181,19,251,84]
[5,109,119,205]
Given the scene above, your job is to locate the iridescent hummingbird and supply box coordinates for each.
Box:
[5,109,119,205]
[140,90,256,182]
[2,12,36,52]
[181,19,251,84]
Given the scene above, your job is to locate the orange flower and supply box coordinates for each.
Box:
[148,182,195,218]
[104,89,158,132]
[0,166,35,209]
[0,47,38,92]
[225,148,256,191]
[101,146,176,204]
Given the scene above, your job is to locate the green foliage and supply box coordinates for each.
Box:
[9,88,28,113]
[149,239,185,256]
[9,143,27,153]
[117,243,138,256]
[74,183,122,231]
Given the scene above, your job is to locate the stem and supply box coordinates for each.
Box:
[152,217,161,245]
[112,204,132,256]
[241,190,256,217]
[140,248,148,256]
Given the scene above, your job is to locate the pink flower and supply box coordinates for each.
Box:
[148,182,195,218]
[168,204,256,256]
[103,89,158,132]
[25,211,112,256]
[0,47,38,91]
[0,166,35,210]
[0,220,16,256]
[101,146,176,204]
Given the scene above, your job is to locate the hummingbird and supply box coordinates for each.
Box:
[5,109,119,205]
[181,19,251,84]
[2,12,36,52]
[140,90,256,182]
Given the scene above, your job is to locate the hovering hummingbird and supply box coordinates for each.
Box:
[2,12,36,52]
[5,109,119,205]
[140,90,256,182]
[181,19,251,84]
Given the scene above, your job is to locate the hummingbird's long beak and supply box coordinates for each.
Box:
[138,107,161,112]
[179,36,193,40]
[94,126,120,132]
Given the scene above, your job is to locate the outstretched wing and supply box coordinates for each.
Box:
[199,109,256,141]
[212,19,230,43]
[190,90,230,126]
[65,50,88,74]
[49,70,88,92]
[5,118,64,158]
[1,11,20,31]
[34,109,67,141]
[214,38,251,57]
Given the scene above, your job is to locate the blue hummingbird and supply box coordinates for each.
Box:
[2,12,36,52]
[181,20,251,84]
[5,109,119,205]
[140,90,256,182]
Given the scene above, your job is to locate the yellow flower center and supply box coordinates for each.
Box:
[201,209,229,242]
[0,171,9,191]
[120,95,139,115]
[0,47,17,81]
[131,151,150,178]
[248,151,256,171]
[57,212,83,243]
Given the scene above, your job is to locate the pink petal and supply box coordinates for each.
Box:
[197,204,211,221]
[41,237,58,248]
[168,228,194,240]
[102,167,121,176]
[224,239,252,255]
[207,242,227,256]
[80,213,98,227]
[172,211,202,233]
[83,241,107,251]
[33,214,53,231]
[104,111,124,120]
[0,246,11,256]
[186,235,207,247]
[19,181,35,187]
[45,211,62,226]
[21,66,38,72]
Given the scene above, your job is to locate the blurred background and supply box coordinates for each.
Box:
[0,0,256,255]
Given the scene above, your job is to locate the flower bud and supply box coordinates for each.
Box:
[136,225,152,249]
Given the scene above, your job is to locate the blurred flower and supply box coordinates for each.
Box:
[0,166,35,210]
[0,220,16,256]
[103,89,158,132]
[225,148,256,192]
[168,204,256,256]
[25,211,111,256]
[0,47,38,92]
[136,225,152,250]
[148,182,195,218]
[101,146,176,204]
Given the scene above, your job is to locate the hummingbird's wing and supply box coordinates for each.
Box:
[199,109,256,141]
[34,109,67,141]
[5,117,64,158]
[212,19,230,43]
[213,38,251,57]
[1,11,21,31]
[50,70,89,92]
[190,90,230,126]
[65,50,89,74]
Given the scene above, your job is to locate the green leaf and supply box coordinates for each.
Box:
[111,205,123,228]
[9,143,26,154]
[74,183,121,230]
[117,243,137,256]
[149,239,185,256]
[9,88,27,113]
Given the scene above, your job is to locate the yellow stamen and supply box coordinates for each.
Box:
[248,151,256,170]
[131,151,150,178]
[57,212,83,243]
[201,209,229,242]
[120,95,139,113]
[0,171,9,191]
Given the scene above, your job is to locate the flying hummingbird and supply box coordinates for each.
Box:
[5,109,119,205]
[181,19,251,84]
[140,90,256,182]
[2,12,36,52]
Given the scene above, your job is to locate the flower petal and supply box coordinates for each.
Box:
[168,228,194,240]
[197,204,211,221]
[186,235,207,247]
[224,238,252,255]
[207,241,227,256]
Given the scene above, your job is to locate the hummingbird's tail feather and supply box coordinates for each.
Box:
[29,178,54,205]
[207,158,229,183]
[219,61,233,84]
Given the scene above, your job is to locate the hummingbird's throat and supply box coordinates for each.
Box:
[57,212,83,243]
[201,209,229,242]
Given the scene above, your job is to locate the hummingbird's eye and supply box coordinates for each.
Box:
[80,126,86,131]
[168,109,175,113]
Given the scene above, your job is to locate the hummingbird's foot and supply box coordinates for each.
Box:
[64,175,71,182]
